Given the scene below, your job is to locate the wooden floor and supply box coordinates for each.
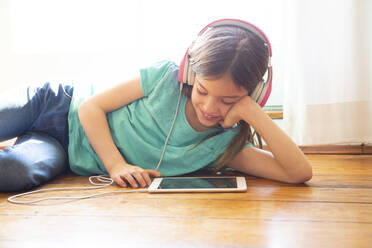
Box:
[1,154,372,248]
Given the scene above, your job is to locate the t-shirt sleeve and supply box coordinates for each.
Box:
[140,60,177,97]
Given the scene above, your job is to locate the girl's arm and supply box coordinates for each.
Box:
[220,96,312,184]
[78,77,161,188]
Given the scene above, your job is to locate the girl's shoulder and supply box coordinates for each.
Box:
[142,60,178,72]
[140,60,179,97]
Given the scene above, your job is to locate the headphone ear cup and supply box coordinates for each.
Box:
[179,39,197,85]
[257,81,271,106]
[187,59,196,85]
[179,50,189,84]
[179,52,195,85]
[250,65,273,107]
[183,54,190,84]
[250,80,265,104]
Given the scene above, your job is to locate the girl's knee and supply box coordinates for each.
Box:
[0,132,69,192]
[0,152,38,191]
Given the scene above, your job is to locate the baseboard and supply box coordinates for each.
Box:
[362,144,372,154]
[264,145,372,155]
[299,145,367,154]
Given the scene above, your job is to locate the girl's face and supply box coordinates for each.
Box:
[188,73,248,131]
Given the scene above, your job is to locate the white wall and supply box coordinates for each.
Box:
[0,0,286,105]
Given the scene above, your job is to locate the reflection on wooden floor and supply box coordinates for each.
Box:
[1,154,372,248]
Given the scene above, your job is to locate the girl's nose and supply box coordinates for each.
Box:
[203,96,219,113]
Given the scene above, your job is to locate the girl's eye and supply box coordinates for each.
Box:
[221,100,236,105]
[196,86,236,105]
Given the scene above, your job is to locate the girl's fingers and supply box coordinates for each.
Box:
[114,176,127,188]
[141,172,151,186]
[114,168,162,188]
[132,172,146,188]
[121,174,138,188]
[133,169,161,187]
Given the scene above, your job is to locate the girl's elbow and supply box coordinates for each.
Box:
[284,160,313,184]
[297,170,313,183]
[78,100,97,119]
[291,166,313,184]
[77,101,96,125]
[303,161,313,182]
[77,101,88,116]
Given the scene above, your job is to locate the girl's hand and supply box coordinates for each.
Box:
[108,163,161,188]
[219,96,262,128]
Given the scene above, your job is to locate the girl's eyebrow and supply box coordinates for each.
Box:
[198,82,241,99]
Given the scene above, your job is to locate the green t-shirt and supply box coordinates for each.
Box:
[68,60,247,176]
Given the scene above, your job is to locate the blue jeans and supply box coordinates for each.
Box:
[0,82,73,192]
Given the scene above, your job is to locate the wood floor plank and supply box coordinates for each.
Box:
[0,215,371,248]
[309,155,372,174]
[307,174,372,188]
[2,194,372,224]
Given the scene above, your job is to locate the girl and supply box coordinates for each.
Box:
[0,19,312,192]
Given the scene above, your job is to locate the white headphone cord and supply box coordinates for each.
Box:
[7,175,148,204]
[154,82,184,171]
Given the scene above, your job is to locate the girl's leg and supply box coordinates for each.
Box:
[28,82,73,151]
[0,82,73,192]
[0,82,73,150]
[0,84,42,141]
[0,132,68,192]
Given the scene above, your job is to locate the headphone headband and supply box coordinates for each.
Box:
[178,18,273,107]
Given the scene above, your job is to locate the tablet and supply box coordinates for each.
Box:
[148,176,247,193]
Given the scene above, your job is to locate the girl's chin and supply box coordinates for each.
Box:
[197,114,221,129]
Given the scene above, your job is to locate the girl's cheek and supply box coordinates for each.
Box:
[191,92,203,106]
[221,105,233,118]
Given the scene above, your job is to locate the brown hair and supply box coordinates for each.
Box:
[183,25,269,172]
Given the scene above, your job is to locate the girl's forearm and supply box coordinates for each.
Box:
[245,105,312,182]
[78,101,129,173]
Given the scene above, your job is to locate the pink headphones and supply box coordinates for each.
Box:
[178,19,273,107]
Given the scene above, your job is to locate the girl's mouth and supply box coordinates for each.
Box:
[200,110,220,121]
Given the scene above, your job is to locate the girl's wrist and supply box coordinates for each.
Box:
[106,159,130,175]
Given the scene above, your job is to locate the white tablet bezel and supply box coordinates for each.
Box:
[148,176,247,193]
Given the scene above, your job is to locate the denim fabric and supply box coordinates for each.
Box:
[0,82,73,192]
[0,132,68,192]
[0,82,73,151]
